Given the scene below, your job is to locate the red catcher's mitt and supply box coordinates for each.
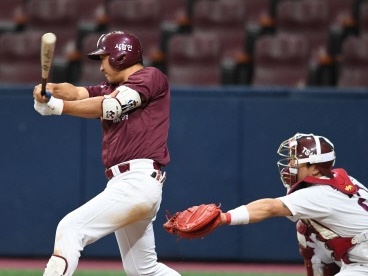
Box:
[163,203,222,239]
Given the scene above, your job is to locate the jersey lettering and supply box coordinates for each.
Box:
[105,110,115,119]
[358,198,368,212]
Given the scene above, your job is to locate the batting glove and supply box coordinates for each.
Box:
[34,100,53,116]
[34,96,63,116]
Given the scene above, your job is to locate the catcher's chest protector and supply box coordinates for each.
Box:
[288,168,358,195]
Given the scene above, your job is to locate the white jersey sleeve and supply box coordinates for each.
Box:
[279,183,368,237]
[278,185,332,222]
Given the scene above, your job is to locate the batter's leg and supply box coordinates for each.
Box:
[115,218,181,276]
[47,187,137,275]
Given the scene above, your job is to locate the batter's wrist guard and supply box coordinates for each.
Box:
[46,96,63,115]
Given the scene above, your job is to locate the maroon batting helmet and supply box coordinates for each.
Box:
[87,31,143,70]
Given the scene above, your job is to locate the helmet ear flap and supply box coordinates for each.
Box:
[109,53,126,70]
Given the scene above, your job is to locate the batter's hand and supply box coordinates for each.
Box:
[33,83,54,103]
[34,100,53,115]
[34,96,63,116]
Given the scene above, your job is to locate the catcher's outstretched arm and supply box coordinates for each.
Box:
[224,198,292,225]
[223,205,249,225]
[163,200,292,239]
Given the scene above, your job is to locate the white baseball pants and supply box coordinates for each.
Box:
[45,163,180,276]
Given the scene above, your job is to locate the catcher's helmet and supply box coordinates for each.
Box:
[87,31,143,70]
[277,133,336,189]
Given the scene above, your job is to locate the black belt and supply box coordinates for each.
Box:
[105,161,161,180]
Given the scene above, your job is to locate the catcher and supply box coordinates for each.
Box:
[164,133,368,276]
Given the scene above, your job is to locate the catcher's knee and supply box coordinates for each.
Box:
[298,243,340,276]
[43,255,68,276]
[296,221,340,276]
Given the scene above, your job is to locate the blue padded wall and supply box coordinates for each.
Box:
[1,86,368,263]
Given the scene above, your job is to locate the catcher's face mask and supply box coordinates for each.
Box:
[277,137,298,191]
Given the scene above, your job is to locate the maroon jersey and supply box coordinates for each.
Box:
[86,67,170,168]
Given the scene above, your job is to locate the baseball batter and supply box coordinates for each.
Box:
[33,31,181,276]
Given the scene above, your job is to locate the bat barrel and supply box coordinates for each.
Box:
[40,33,56,99]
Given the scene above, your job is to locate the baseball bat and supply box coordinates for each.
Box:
[40,32,57,98]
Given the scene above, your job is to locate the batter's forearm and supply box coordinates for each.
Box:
[50,83,89,101]
[62,97,104,118]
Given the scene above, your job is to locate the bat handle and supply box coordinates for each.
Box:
[40,78,51,99]
[44,91,51,99]
[41,90,51,99]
